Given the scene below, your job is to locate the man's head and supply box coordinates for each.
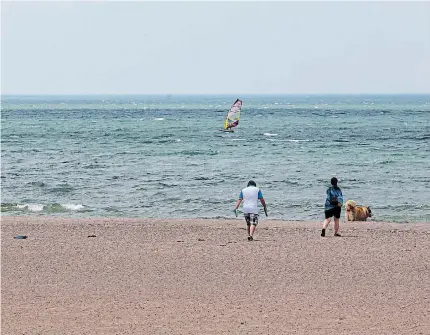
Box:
[331,177,338,186]
[247,180,257,187]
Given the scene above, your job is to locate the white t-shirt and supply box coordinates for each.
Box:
[239,186,263,214]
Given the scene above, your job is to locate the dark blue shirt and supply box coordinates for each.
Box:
[325,186,343,210]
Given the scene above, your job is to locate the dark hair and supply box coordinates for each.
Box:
[331,177,338,186]
[247,180,257,187]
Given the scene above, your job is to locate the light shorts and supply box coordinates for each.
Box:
[244,213,259,226]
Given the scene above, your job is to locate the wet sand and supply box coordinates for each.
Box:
[1,216,430,334]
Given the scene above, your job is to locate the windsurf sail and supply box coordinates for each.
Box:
[223,99,242,130]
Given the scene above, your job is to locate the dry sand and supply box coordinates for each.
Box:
[1,216,430,335]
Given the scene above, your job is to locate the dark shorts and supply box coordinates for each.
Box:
[325,206,341,219]
[244,213,259,226]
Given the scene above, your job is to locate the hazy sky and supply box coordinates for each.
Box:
[1,1,430,95]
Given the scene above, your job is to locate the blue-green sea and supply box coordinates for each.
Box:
[1,94,429,223]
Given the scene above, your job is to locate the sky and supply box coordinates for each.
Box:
[1,1,430,95]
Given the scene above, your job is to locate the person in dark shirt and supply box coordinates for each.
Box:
[321,177,343,237]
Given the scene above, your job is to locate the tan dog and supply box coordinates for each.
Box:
[345,200,372,221]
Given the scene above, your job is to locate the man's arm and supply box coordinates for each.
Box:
[260,198,268,216]
[234,199,242,217]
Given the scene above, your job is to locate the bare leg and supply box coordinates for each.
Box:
[322,218,331,229]
[321,218,331,237]
[334,217,340,235]
[245,215,251,237]
[250,225,256,237]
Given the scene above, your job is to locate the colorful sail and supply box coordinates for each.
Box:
[223,99,242,130]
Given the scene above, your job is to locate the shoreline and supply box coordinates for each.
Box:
[2,216,430,334]
[2,214,429,226]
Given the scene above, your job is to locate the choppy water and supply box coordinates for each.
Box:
[1,94,429,223]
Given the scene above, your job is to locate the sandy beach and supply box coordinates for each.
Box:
[1,216,429,335]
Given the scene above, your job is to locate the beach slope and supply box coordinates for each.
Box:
[2,216,429,334]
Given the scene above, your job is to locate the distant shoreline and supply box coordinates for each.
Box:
[2,93,430,98]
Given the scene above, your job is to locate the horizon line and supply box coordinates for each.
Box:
[2,92,430,97]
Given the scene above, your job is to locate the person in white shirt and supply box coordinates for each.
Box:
[234,180,268,241]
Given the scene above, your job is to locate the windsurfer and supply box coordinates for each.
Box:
[225,120,238,131]
[229,120,239,128]
[222,99,242,132]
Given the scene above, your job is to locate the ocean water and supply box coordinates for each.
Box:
[1,94,429,223]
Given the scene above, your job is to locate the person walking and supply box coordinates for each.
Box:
[321,177,343,237]
[234,180,268,241]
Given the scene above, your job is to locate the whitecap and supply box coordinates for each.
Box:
[62,204,84,211]
[17,203,44,212]
[154,118,165,121]
[264,133,278,136]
